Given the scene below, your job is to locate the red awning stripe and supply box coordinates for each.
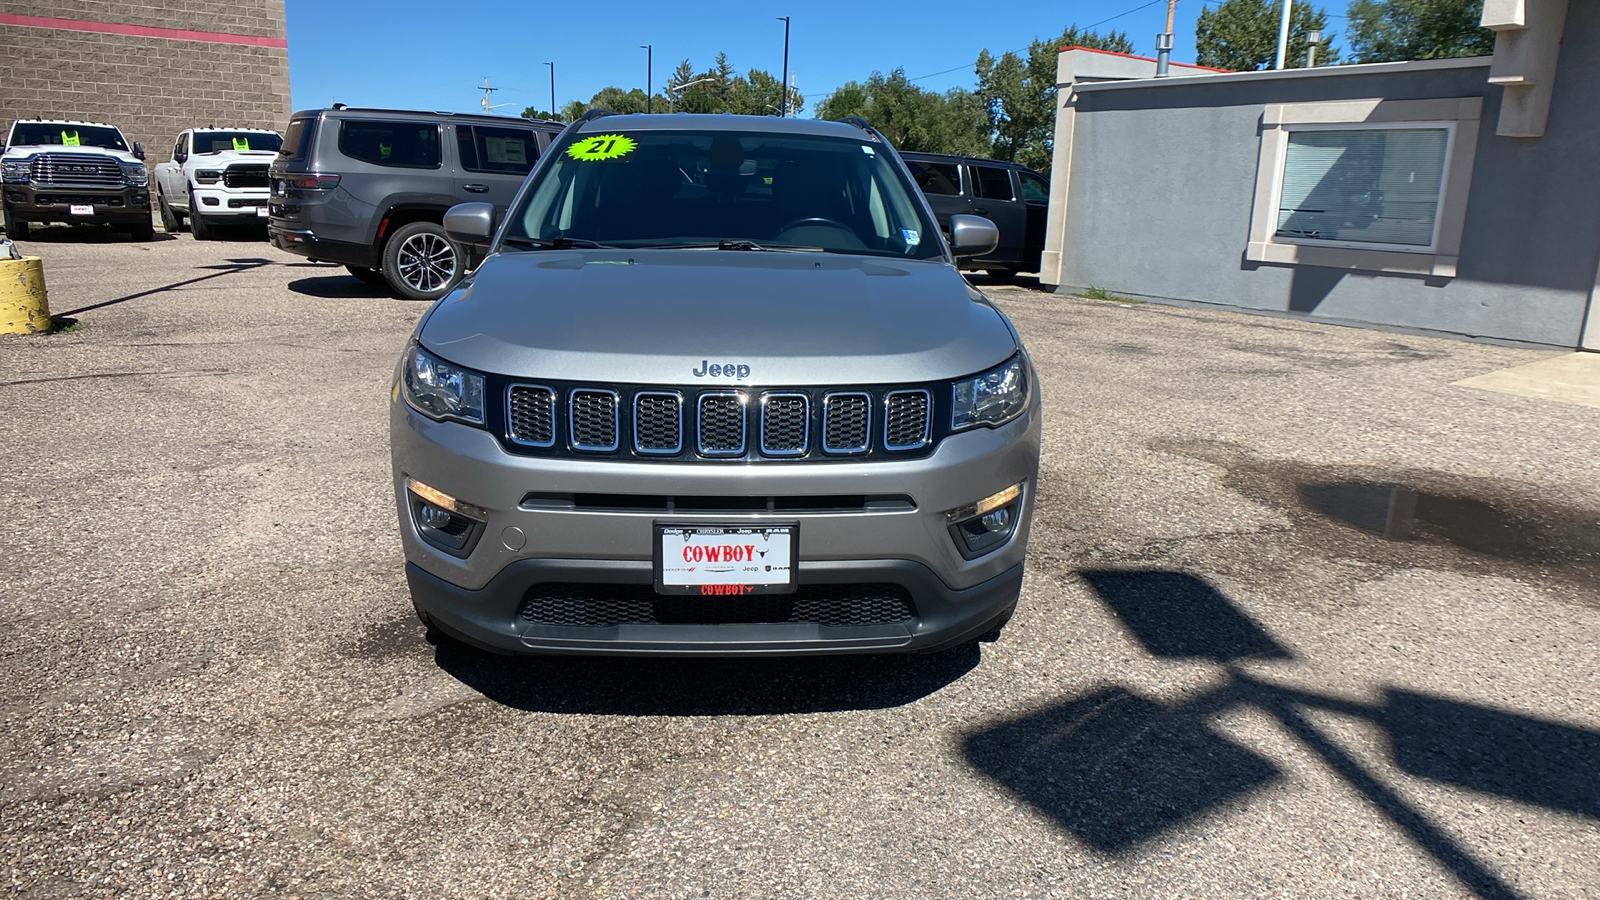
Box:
[0,13,287,49]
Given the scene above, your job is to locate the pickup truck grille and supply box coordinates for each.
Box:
[496,380,942,463]
[30,154,123,187]
[223,165,269,189]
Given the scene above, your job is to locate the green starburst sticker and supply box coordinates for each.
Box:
[566,134,638,161]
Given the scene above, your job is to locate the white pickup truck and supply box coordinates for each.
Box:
[2,118,153,240]
[153,127,282,239]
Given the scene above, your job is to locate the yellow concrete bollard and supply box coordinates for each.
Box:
[1,256,51,335]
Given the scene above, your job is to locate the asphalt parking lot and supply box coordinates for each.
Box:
[2,226,1597,899]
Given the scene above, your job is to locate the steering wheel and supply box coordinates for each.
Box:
[776,216,853,233]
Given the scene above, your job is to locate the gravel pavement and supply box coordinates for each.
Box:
[2,227,1597,899]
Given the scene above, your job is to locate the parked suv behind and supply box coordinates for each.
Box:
[900,151,1049,283]
[268,107,564,300]
[2,119,152,240]
[392,113,1041,657]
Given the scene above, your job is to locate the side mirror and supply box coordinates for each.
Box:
[949,213,999,258]
[443,202,495,245]
[175,148,187,163]
[132,142,146,160]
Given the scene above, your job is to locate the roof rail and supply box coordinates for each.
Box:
[576,107,615,124]
[839,116,885,142]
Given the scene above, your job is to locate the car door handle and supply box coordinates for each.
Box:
[463,184,490,193]
[971,206,988,215]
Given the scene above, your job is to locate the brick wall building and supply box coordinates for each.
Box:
[0,1,290,159]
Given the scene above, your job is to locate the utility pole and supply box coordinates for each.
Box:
[478,76,498,113]
[1305,29,1322,67]
[545,62,555,120]
[1274,0,1293,70]
[640,45,652,113]
[777,16,790,117]
[1155,0,1176,77]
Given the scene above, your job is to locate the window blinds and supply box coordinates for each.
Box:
[1276,128,1450,248]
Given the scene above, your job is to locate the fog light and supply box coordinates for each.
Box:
[405,477,488,557]
[946,481,1024,560]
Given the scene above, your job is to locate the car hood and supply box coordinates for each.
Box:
[190,150,277,167]
[2,145,142,165]
[419,250,1019,386]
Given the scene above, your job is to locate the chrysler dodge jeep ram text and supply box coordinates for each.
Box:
[391,112,1041,657]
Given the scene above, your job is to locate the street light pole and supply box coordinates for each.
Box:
[545,62,555,120]
[641,45,652,113]
[777,16,790,117]
[1305,29,1322,67]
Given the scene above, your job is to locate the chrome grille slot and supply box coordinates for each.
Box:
[696,392,745,456]
[884,390,931,450]
[569,389,619,451]
[506,384,555,447]
[634,392,682,454]
[31,153,123,187]
[760,393,809,456]
[223,164,269,188]
[822,392,871,454]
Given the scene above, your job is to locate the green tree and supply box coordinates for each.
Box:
[815,69,989,156]
[976,26,1134,172]
[554,54,797,119]
[1196,0,1339,71]
[520,107,561,122]
[1346,0,1494,62]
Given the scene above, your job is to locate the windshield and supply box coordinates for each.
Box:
[505,129,943,260]
[193,131,282,154]
[8,123,128,151]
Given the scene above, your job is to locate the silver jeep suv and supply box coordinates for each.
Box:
[390,112,1040,656]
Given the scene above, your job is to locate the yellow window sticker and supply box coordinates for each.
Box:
[61,130,80,146]
[566,134,637,161]
[233,136,250,151]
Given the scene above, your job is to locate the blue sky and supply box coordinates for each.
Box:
[286,1,1347,117]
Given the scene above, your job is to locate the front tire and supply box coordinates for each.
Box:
[158,191,183,233]
[2,210,27,240]
[382,221,461,301]
[189,207,213,241]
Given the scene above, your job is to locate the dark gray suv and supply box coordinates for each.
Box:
[390,112,1041,658]
[267,107,564,300]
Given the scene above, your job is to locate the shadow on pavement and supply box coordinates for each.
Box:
[8,223,177,243]
[288,275,392,300]
[433,639,981,715]
[54,257,276,317]
[961,567,1597,899]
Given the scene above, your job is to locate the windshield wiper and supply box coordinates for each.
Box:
[502,236,616,250]
[643,239,825,253]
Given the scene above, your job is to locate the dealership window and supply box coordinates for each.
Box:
[1247,97,1481,278]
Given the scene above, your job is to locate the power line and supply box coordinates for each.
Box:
[907,0,1170,82]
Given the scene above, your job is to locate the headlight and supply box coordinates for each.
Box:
[402,343,485,425]
[193,169,222,184]
[2,159,31,183]
[951,353,1029,431]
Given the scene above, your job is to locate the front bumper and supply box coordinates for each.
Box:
[4,183,149,225]
[191,186,269,218]
[390,384,1041,656]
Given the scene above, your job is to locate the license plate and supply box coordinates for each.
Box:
[256,206,269,217]
[654,523,798,595]
[69,204,93,216]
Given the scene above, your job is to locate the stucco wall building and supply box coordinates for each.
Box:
[1041,1,1598,351]
[0,2,290,158]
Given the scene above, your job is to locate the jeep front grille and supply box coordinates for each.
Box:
[223,164,269,188]
[30,154,123,187]
[570,389,620,452]
[884,390,931,449]
[823,393,871,454]
[760,393,809,456]
[497,382,937,462]
[634,392,682,454]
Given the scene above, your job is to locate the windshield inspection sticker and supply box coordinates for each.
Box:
[901,228,920,247]
[567,134,637,161]
[232,136,250,151]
